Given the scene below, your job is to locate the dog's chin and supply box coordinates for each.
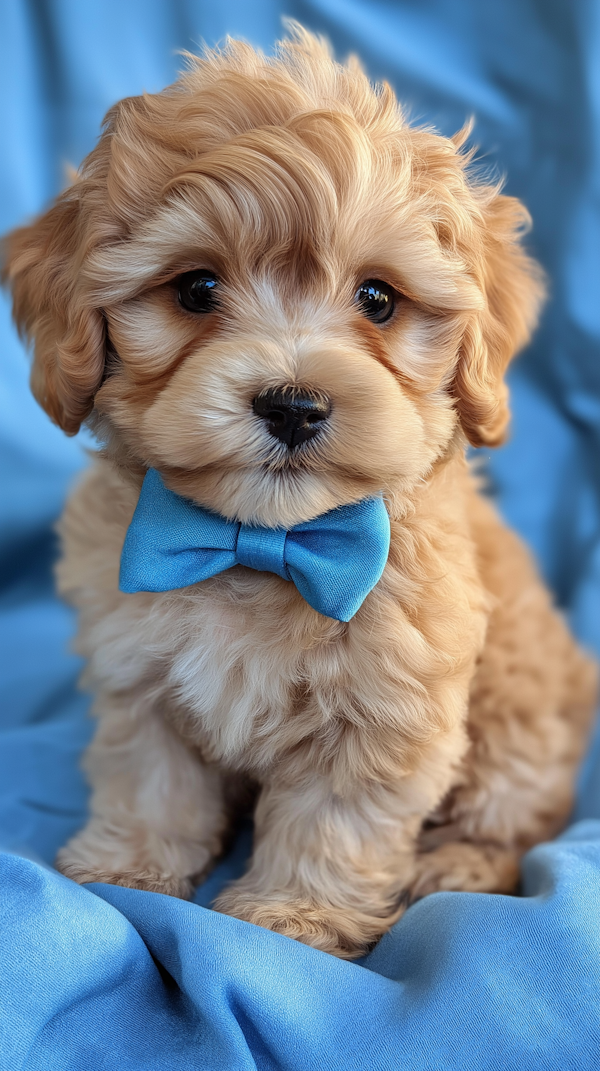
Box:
[170,465,381,529]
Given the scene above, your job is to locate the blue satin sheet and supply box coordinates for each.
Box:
[1,2,599,1068]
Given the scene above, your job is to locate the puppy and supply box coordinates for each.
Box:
[3,27,596,959]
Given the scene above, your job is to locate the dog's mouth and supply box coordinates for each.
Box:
[261,432,331,474]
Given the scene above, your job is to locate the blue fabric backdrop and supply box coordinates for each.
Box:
[1,2,599,1068]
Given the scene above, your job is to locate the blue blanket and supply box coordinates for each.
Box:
[1,2,599,1067]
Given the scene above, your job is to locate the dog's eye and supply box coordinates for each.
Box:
[354,279,395,324]
[177,270,219,314]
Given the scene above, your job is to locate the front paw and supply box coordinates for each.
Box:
[408,841,519,900]
[214,885,398,959]
[56,851,194,899]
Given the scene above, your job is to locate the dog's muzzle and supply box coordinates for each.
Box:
[252,387,331,448]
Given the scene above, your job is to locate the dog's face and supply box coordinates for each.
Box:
[93,133,475,527]
[3,29,543,527]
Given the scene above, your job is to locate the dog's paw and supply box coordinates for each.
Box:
[213,886,397,959]
[408,841,520,901]
[56,854,194,899]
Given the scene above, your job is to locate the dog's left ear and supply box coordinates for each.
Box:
[1,181,106,435]
[452,191,545,448]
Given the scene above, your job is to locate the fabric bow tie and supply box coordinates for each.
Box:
[119,469,391,622]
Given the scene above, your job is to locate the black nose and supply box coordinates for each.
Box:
[252,387,332,448]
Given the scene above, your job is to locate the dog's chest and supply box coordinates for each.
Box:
[65,464,434,776]
[67,460,484,778]
[158,574,352,769]
[144,564,460,779]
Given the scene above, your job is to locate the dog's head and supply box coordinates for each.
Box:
[3,27,543,526]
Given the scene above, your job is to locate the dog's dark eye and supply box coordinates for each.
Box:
[178,270,219,313]
[354,279,395,324]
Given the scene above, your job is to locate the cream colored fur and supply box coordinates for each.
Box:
[3,26,596,958]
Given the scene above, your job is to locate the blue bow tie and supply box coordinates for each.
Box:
[119,469,391,622]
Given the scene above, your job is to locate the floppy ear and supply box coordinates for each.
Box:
[452,191,545,448]
[1,182,106,435]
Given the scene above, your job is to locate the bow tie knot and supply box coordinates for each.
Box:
[119,469,390,622]
[235,524,289,580]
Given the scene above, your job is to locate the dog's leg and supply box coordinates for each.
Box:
[408,529,598,903]
[213,729,463,958]
[56,691,228,898]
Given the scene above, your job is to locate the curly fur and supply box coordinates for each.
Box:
[3,25,596,958]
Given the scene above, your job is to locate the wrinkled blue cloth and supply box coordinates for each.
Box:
[1,2,600,1069]
[120,468,391,621]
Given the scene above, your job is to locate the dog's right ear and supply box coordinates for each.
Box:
[2,183,105,435]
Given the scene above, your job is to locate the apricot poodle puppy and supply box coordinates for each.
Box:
[3,27,596,958]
